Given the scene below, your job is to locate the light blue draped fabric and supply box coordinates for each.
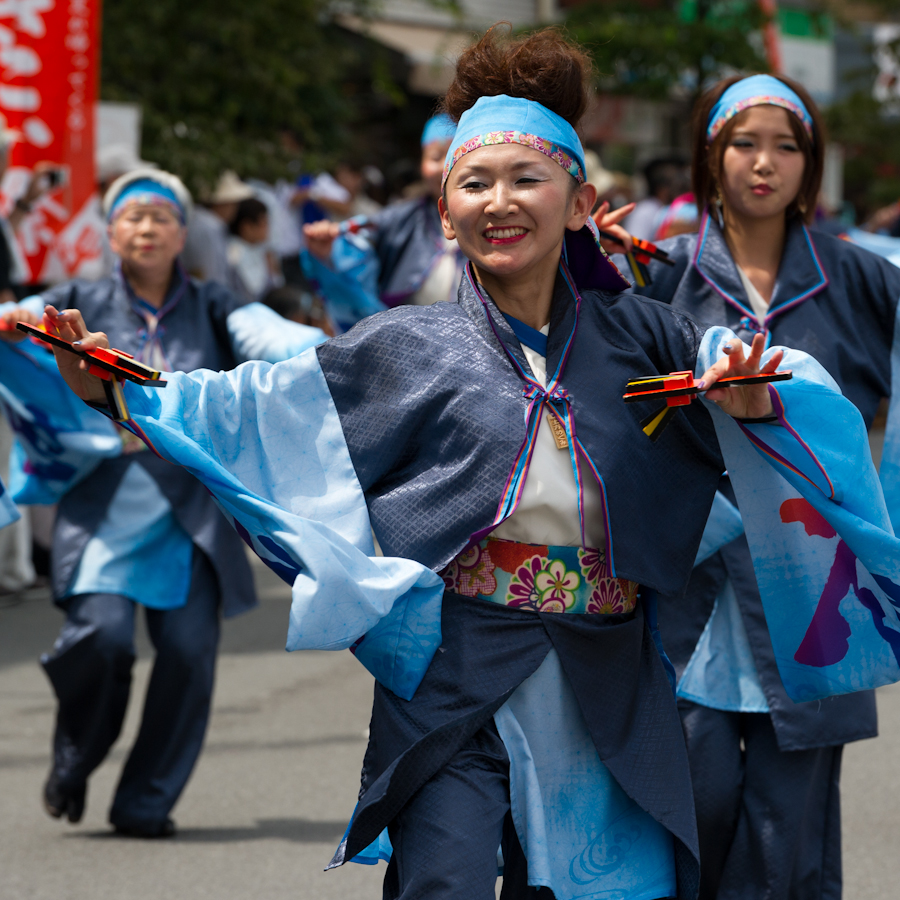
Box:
[0,475,19,528]
[226,301,327,364]
[0,320,120,505]
[677,580,770,712]
[845,228,900,269]
[66,461,194,609]
[696,327,900,702]
[494,650,677,900]
[121,349,444,700]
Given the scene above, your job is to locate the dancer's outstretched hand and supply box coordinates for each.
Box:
[303,220,341,263]
[43,305,110,404]
[697,333,783,420]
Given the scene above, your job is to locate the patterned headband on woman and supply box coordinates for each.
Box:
[442,94,586,190]
[440,94,629,294]
[707,74,814,144]
[103,168,193,224]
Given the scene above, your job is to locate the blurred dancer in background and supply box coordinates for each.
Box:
[301,112,461,330]
[629,74,900,900]
[0,168,324,837]
[623,156,690,242]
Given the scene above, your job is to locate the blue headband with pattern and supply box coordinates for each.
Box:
[442,94,586,190]
[109,178,186,223]
[707,74,814,144]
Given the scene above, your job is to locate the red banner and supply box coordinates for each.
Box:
[0,0,102,283]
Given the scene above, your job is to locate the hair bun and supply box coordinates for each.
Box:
[444,25,593,130]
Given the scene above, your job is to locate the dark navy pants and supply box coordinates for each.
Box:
[680,701,842,900]
[383,720,555,900]
[41,548,220,828]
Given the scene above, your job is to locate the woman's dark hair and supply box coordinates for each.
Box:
[691,74,825,224]
[443,24,594,131]
[230,197,268,236]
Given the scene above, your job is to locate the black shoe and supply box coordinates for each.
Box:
[113,817,176,838]
[43,773,86,823]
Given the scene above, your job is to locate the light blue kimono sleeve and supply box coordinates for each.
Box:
[226,301,327,364]
[696,326,900,701]
[300,227,386,329]
[0,322,120,505]
[846,227,900,269]
[120,349,443,700]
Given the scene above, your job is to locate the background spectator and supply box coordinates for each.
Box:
[227,197,283,302]
[182,170,254,284]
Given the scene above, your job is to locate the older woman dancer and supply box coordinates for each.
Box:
[0,169,323,836]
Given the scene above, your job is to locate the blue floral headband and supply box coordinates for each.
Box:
[441,94,627,293]
[707,74,814,144]
[108,178,186,224]
[442,94,585,190]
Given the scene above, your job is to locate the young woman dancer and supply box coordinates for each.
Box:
[34,34,900,900]
[630,74,900,900]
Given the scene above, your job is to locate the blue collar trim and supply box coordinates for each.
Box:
[502,312,548,357]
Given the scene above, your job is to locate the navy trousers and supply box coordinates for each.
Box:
[41,548,220,828]
[679,702,842,900]
[383,720,555,900]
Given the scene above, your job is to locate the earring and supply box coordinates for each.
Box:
[714,185,725,226]
[797,197,808,216]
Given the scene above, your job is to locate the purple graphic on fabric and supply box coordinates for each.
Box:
[793,539,854,667]
[232,517,303,583]
[854,587,900,663]
[873,574,900,611]
[783,498,900,668]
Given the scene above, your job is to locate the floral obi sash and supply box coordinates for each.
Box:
[440,537,638,615]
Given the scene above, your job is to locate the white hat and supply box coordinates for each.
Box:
[583,150,616,196]
[208,170,254,204]
[96,143,157,184]
[102,167,194,223]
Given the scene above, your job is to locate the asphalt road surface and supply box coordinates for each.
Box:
[1,556,899,899]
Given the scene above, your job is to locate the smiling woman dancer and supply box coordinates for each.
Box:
[33,29,900,900]
[629,74,900,900]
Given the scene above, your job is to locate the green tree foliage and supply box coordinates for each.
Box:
[828,72,900,216]
[565,0,769,104]
[100,0,405,196]
[820,10,900,217]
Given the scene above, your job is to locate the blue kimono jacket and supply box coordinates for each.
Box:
[301,196,454,331]
[0,269,325,617]
[73,243,900,898]
[629,212,900,750]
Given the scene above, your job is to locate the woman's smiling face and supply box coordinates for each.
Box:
[439,143,594,281]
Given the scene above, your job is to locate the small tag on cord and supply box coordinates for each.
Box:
[547,414,569,450]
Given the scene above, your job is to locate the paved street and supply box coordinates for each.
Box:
[1,555,899,899]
